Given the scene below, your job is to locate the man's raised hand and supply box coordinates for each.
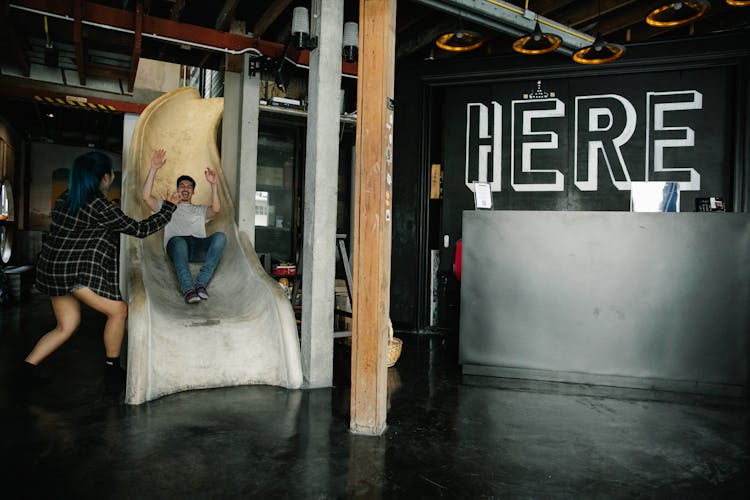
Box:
[151,149,167,170]
[204,167,218,185]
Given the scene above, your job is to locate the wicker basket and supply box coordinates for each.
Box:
[387,337,403,367]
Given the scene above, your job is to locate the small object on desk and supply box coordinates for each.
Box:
[695,196,725,212]
[473,181,493,209]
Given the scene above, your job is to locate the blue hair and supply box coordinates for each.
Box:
[67,152,113,214]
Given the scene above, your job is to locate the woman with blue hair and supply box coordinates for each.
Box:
[22,151,179,393]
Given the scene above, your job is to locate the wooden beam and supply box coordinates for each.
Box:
[168,0,185,20]
[157,0,183,59]
[350,0,397,436]
[531,0,581,16]
[253,0,292,38]
[128,0,143,93]
[214,0,241,31]
[73,0,86,85]
[395,19,454,60]
[87,63,129,81]
[562,0,659,31]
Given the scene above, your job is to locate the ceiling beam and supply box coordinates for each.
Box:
[395,19,455,60]
[157,0,184,59]
[552,0,652,30]
[396,4,430,34]
[88,63,130,81]
[9,0,358,75]
[253,0,292,38]
[527,0,579,16]
[73,0,86,85]
[0,82,147,113]
[168,0,185,21]
[11,0,278,54]
[214,0,241,31]
[7,0,357,75]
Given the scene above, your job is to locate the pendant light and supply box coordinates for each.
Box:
[572,33,625,64]
[646,1,711,28]
[512,1,562,55]
[572,1,624,65]
[513,21,562,55]
[726,0,750,6]
[435,13,484,53]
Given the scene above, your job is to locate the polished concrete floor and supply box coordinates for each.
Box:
[1,291,749,499]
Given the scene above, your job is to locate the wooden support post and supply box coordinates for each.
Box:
[350,0,397,435]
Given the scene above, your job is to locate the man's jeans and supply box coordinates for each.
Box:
[166,233,227,294]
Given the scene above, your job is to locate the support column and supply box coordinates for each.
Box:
[221,35,260,243]
[350,0,397,435]
[301,0,343,387]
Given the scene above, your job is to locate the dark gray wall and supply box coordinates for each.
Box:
[391,30,750,331]
[460,211,750,396]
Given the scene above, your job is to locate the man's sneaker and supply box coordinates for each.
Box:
[184,289,200,304]
[196,285,209,300]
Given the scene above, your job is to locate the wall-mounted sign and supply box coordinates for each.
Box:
[444,66,733,213]
[464,90,702,193]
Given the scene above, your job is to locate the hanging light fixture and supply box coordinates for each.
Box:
[646,2,711,28]
[726,0,750,6]
[513,21,562,55]
[435,13,484,53]
[572,34,625,64]
[572,0,624,65]
[512,1,561,55]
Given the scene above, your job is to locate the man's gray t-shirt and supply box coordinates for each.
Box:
[158,200,208,249]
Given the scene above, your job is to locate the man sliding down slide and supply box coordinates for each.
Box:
[141,148,227,304]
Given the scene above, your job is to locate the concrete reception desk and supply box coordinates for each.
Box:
[459,211,750,397]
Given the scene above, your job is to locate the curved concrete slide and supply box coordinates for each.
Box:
[121,87,303,404]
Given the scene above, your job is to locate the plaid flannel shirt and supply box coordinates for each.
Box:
[35,190,176,301]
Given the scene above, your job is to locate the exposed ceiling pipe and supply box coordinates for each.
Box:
[412,0,595,56]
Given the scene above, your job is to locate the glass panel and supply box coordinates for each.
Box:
[255,129,296,264]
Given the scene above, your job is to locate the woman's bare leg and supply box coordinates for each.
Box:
[71,288,128,358]
[25,295,81,365]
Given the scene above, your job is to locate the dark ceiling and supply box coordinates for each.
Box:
[1,0,749,149]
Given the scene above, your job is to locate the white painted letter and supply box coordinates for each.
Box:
[646,90,702,191]
[465,102,502,192]
[574,94,636,191]
[511,98,565,192]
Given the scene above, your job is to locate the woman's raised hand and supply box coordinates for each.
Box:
[166,190,180,204]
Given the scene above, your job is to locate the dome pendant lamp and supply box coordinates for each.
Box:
[726,0,750,6]
[572,0,624,65]
[646,1,711,28]
[435,13,484,53]
[513,21,562,55]
[572,33,625,65]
